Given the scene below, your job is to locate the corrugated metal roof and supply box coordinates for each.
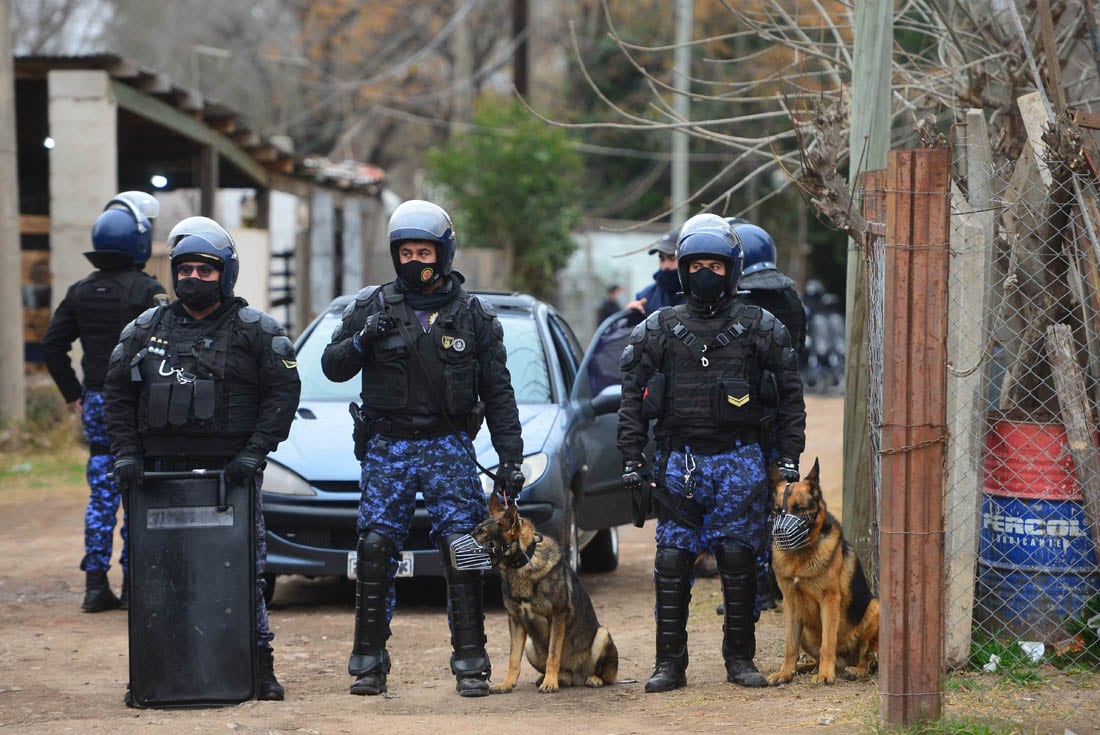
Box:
[15,53,385,194]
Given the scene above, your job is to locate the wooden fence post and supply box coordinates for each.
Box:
[878,148,950,725]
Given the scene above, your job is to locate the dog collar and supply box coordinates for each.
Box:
[501,534,542,568]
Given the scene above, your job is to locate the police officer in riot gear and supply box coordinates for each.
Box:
[732,221,806,357]
[103,216,301,702]
[618,214,805,692]
[321,199,524,698]
[730,219,807,613]
[41,192,168,613]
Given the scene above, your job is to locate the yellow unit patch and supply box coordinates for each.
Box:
[726,393,750,407]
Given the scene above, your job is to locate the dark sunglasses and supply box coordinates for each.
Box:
[177,264,217,278]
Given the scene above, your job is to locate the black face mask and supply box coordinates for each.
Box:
[397,260,440,290]
[175,278,222,311]
[654,268,681,292]
[686,268,727,302]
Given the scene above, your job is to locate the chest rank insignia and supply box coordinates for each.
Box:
[726,393,750,407]
[148,335,168,357]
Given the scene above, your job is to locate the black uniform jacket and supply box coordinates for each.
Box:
[321,277,523,463]
[103,298,301,460]
[40,267,166,403]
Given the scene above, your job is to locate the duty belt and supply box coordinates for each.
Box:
[665,428,759,455]
[368,417,459,440]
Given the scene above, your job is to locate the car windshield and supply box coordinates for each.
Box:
[296,310,552,404]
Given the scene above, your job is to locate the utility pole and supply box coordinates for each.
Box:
[670,0,692,228]
[512,0,528,97]
[845,0,891,664]
[0,0,26,424]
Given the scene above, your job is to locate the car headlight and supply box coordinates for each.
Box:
[262,460,317,496]
[479,452,550,495]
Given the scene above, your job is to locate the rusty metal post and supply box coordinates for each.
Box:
[878,148,950,724]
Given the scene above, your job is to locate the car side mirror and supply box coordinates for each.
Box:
[590,384,622,416]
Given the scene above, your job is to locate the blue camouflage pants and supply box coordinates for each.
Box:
[357,433,485,623]
[80,390,127,574]
[655,441,770,617]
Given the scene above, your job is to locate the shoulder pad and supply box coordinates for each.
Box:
[355,285,382,307]
[629,320,648,345]
[259,312,284,336]
[271,335,296,357]
[109,342,128,367]
[645,310,663,331]
[620,343,638,370]
[238,306,262,324]
[757,307,775,331]
[469,295,497,318]
[119,319,138,341]
[135,305,163,327]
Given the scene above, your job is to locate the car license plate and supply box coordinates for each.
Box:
[347,550,414,579]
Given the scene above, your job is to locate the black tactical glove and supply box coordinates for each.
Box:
[621,457,647,494]
[225,447,266,486]
[498,460,526,495]
[112,455,144,492]
[357,313,397,345]
[776,456,800,483]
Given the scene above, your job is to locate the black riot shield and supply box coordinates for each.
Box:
[127,470,255,707]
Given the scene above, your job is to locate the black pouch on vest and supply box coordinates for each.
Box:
[713,377,763,424]
[192,380,216,420]
[641,372,666,419]
[147,382,171,429]
[167,381,194,427]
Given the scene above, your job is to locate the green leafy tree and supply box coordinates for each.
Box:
[427,99,582,303]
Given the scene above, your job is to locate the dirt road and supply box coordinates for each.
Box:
[0,395,1091,734]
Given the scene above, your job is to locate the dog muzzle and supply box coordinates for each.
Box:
[448,534,495,571]
[771,512,812,550]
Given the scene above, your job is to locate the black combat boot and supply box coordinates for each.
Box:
[440,535,491,697]
[81,570,120,612]
[645,547,694,693]
[118,570,130,610]
[256,647,285,701]
[716,543,768,688]
[349,532,395,696]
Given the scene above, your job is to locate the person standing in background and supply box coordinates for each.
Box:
[40,192,167,613]
[626,230,684,314]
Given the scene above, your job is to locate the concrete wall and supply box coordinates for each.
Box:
[47,70,117,311]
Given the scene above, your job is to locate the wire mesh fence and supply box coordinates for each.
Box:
[861,121,1100,729]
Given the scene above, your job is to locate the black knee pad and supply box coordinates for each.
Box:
[714,542,754,574]
[357,530,397,580]
[654,546,695,577]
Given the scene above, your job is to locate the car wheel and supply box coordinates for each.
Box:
[262,573,277,606]
[580,527,619,573]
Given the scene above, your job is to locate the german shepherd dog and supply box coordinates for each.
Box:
[766,458,879,685]
[470,493,618,693]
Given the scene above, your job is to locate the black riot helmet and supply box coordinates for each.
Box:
[675,213,743,298]
[167,216,240,298]
[388,200,457,285]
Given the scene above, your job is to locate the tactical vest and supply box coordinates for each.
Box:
[74,269,154,389]
[359,283,479,424]
[654,302,767,437]
[131,302,259,451]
